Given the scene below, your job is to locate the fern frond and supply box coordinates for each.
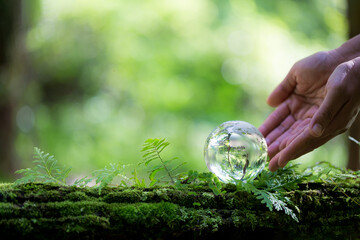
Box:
[14,147,70,185]
[91,163,131,194]
[139,138,178,184]
[73,176,93,187]
[269,192,299,222]
[237,180,299,222]
[169,161,187,173]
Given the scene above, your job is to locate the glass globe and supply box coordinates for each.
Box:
[204,121,267,183]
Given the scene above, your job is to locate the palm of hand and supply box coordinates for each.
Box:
[259,52,335,171]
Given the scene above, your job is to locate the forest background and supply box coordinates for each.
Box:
[0,0,354,182]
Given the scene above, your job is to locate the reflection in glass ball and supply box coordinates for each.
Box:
[204,121,267,183]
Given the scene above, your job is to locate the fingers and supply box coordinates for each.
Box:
[268,130,333,172]
[278,119,308,150]
[259,102,290,137]
[310,62,353,137]
[268,141,280,159]
[268,154,280,172]
[277,129,311,169]
[265,115,295,146]
[267,73,296,107]
[268,102,357,172]
[310,79,348,137]
[309,90,346,137]
[269,119,309,158]
[268,125,310,172]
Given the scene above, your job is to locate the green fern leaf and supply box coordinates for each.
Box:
[73,176,93,187]
[91,163,131,194]
[237,180,299,222]
[131,168,147,187]
[14,147,70,185]
[139,138,182,184]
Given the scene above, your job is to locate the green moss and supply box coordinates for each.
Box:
[0,182,359,239]
[0,183,15,190]
[0,202,20,218]
[65,191,91,202]
[0,215,110,239]
[103,189,143,203]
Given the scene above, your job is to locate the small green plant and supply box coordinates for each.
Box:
[131,168,147,188]
[14,147,71,185]
[240,181,299,221]
[177,170,226,195]
[304,160,360,206]
[304,161,358,182]
[139,138,186,186]
[75,163,131,193]
[234,163,307,222]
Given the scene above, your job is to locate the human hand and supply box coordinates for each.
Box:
[259,52,360,172]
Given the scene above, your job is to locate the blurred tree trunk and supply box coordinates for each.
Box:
[0,0,26,179]
[347,0,360,170]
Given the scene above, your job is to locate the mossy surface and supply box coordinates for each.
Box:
[0,182,359,240]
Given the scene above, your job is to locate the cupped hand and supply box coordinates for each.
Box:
[259,52,360,172]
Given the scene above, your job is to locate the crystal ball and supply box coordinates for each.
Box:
[204,121,267,183]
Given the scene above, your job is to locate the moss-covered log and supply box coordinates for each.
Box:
[0,182,359,240]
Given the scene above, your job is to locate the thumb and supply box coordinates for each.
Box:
[310,87,344,137]
[310,61,355,137]
[267,74,296,107]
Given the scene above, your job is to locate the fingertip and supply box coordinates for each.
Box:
[309,85,346,138]
[309,123,323,137]
[268,156,279,172]
[268,141,280,159]
[258,125,267,137]
[266,94,279,108]
[267,79,294,107]
[276,142,294,168]
[268,164,277,172]
[278,157,288,168]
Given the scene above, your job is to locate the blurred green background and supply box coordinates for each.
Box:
[1,0,350,182]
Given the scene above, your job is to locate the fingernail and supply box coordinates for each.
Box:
[312,123,323,137]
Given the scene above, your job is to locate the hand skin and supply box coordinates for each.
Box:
[259,47,360,172]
